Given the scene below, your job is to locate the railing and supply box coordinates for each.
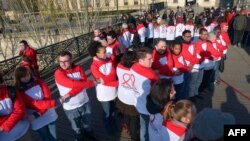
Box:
[0,17,121,84]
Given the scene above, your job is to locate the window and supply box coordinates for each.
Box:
[173,0,178,3]
[134,0,138,5]
[124,0,128,5]
[105,0,109,6]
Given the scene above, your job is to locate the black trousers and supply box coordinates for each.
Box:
[233,30,245,45]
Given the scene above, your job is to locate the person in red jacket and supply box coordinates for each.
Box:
[14,66,60,141]
[106,30,125,65]
[19,40,38,71]
[54,51,97,141]
[170,41,191,101]
[152,39,174,79]
[0,73,31,141]
[88,41,118,135]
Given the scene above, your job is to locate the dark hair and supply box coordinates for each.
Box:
[14,66,33,90]
[199,28,208,34]
[19,40,28,45]
[136,47,153,60]
[58,51,72,60]
[87,41,104,57]
[107,30,117,39]
[147,78,173,114]
[172,40,182,48]
[0,72,3,83]
[155,39,167,46]
[182,30,191,36]
[120,51,136,68]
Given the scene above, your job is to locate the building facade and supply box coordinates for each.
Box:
[65,0,220,11]
[1,0,239,12]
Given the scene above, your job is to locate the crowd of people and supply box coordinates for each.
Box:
[2,5,248,141]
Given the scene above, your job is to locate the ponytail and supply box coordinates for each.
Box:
[163,101,175,121]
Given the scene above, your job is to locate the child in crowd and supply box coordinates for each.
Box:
[162,100,196,141]
[146,78,176,141]
[170,42,191,101]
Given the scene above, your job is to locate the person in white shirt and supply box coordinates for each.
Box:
[116,51,139,140]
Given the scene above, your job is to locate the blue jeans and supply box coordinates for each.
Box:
[37,122,57,141]
[140,114,150,141]
[64,102,93,141]
[213,60,221,81]
[188,69,204,97]
[100,100,117,134]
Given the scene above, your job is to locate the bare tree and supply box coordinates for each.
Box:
[0,0,114,60]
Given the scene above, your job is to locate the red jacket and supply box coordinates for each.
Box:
[0,85,25,132]
[106,39,124,62]
[170,52,190,73]
[91,57,118,87]
[220,31,230,47]
[152,49,174,76]
[215,39,227,54]
[54,65,95,97]
[181,43,199,65]
[19,47,38,70]
[20,79,55,115]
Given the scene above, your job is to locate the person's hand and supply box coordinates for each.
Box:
[93,80,99,85]
[188,64,193,69]
[60,94,70,102]
[97,78,104,84]
[0,127,3,132]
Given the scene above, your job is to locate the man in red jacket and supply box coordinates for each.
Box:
[19,40,38,71]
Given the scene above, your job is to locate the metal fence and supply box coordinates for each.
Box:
[0,17,121,84]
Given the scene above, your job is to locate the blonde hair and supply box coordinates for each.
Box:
[163,100,195,122]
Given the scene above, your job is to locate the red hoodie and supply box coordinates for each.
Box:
[91,57,118,87]
[19,47,38,70]
[0,85,25,132]
[54,65,95,97]
[20,79,56,115]
[181,43,199,66]
[152,49,174,77]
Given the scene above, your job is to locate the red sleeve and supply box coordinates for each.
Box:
[0,92,25,132]
[216,41,227,54]
[91,61,118,86]
[25,48,38,68]
[208,43,223,58]
[54,69,94,97]
[221,32,230,46]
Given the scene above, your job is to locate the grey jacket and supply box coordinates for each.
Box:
[233,14,247,30]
